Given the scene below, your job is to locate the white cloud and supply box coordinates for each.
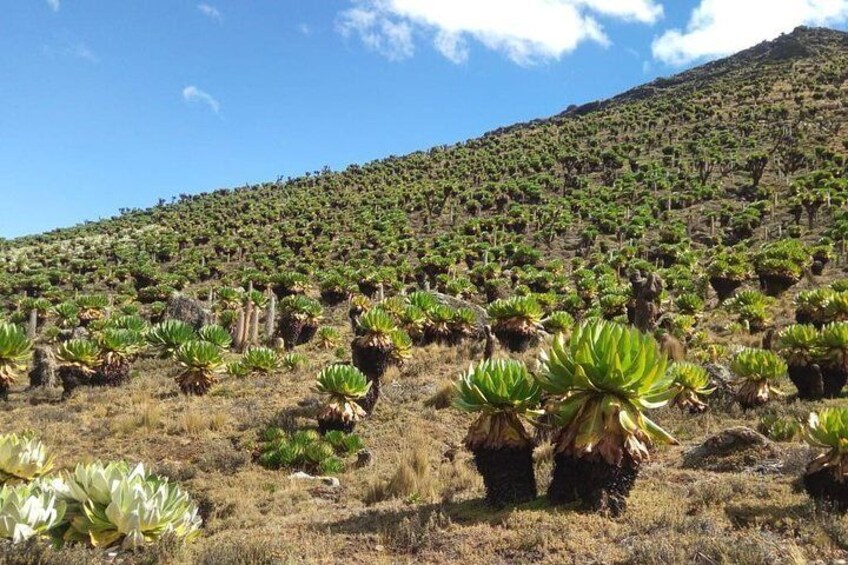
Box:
[337,0,663,65]
[653,0,848,65]
[42,41,99,63]
[337,7,415,61]
[182,86,220,114]
[71,42,99,63]
[197,3,222,23]
[299,23,312,36]
[434,31,470,63]
[46,0,60,12]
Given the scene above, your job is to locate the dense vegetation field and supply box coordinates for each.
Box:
[1,26,848,564]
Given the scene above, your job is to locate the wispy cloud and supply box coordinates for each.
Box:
[71,42,99,63]
[337,7,415,61]
[46,0,60,12]
[653,0,848,65]
[336,0,663,65]
[42,41,99,63]
[197,3,223,23]
[182,86,221,114]
[299,23,312,36]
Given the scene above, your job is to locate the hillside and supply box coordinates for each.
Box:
[0,26,847,564]
[1,26,845,307]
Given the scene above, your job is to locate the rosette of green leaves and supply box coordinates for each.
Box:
[280,295,323,322]
[775,324,820,366]
[668,362,715,412]
[535,320,677,466]
[315,364,371,424]
[316,327,340,349]
[197,324,232,350]
[803,408,848,477]
[0,434,54,485]
[0,482,66,544]
[0,323,31,392]
[105,315,148,334]
[97,328,143,363]
[55,339,100,373]
[795,288,835,325]
[146,320,196,359]
[239,346,280,374]
[730,348,786,407]
[55,461,201,549]
[818,322,848,372]
[455,359,542,451]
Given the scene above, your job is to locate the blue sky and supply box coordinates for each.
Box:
[2,1,847,238]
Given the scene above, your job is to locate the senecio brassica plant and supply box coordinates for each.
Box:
[54,461,202,549]
[0,482,66,544]
[0,433,55,485]
[0,456,202,549]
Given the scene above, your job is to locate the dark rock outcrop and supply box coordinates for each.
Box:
[28,346,59,389]
[164,293,214,330]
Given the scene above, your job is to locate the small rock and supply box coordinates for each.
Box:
[297,396,321,408]
[71,327,90,341]
[355,448,373,468]
[321,476,340,488]
[290,471,341,489]
[704,363,735,406]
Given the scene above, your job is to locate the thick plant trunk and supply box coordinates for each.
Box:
[472,445,537,506]
[59,366,95,398]
[97,358,132,387]
[321,290,347,306]
[548,453,638,517]
[279,316,304,351]
[297,322,319,345]
[352,339,392,414]
[758,273,798,297]
[709,277,743,302]
[357,375,381,415]
[788,364,824,400]
[822,367,848,399]
[176,371,215,396]
[317,418,355,435]
[493,329,537,353]
[804,467,848,511]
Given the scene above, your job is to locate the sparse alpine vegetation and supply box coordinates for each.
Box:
[0,26,848,563]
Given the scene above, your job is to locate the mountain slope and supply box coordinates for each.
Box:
[1,26,847,308]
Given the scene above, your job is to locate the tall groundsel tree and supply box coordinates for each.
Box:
[536,320,677,515]
[455,359,542,506]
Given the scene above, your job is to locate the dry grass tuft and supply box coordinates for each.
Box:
[365,443,437,504]
[424,379,457,410]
